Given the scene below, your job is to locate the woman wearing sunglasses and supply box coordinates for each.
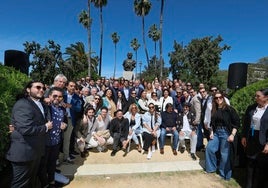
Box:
[205,91,240,180]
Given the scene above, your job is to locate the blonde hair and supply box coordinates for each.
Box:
[128,103,140,113]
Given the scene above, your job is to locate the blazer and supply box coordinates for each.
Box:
[63,92,82,127]
[177,110,196,131]
[242,103,268,145]
[6,97,48,162]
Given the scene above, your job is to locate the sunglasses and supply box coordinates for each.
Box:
[131,92,136,94]
[211,89,217,92]
[34,86,46,91]
[52,95,63,99]
[214,96,223,100]
[95,98,100,100]
[149,106,155,109]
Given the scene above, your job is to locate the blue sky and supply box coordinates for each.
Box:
[1,0,268,78]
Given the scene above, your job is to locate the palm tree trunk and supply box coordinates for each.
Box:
[159,0,164,80]
[113,44,116,78]
[87,0,91,77]
[98,6,103,76]
[142,10,150,67]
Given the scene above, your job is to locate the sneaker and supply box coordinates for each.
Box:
[69,154,75,160]
[54,172,69,184]
[97,146,104,152]
[56,159,60,167]
[147,150,152,160]
[63,157,74,164]
[152,145,156,152]
[111,150,117,156]
[191,153,197,160]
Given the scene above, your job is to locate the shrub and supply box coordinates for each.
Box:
[0,65,30,171]
[230,78,268,132]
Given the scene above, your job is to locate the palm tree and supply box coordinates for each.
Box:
[64,42,88,79]
[91,0,107,76]
[111,32,120,79]
[134,0,151,67]
[159,0,165,80]
[78,1,92,78]
[148,24,160,75]
[130,38,141,78]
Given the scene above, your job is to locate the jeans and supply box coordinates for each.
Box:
[196,123,204,150]
[205,128,232,180]
[160,128,179,150]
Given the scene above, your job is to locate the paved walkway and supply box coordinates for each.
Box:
[59,144,206,177]
[61,160,205,176]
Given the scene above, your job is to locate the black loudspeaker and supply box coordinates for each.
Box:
[227,62,248,89]
[4,50,29,75]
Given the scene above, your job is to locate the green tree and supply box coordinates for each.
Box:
[111,32,120,78]
[134,0,151,66]
[64,42,98,80]
[148,24,160,74]
[169,35,230,87]
[141,56,168,81]
[169,41,187,80]
[130,38,141,77]
[79,0,93,78]
[91,0,108,76]
[23,40,64,84]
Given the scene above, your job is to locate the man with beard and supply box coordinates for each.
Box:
[6,81,53,188]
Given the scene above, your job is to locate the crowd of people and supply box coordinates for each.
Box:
[5,73,268,188]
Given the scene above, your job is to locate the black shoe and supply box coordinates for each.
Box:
[180,147,186,154]
[111,150,117,156]
[80,151,88,158]
[71,150,79,155]
[191,153,197,160]
[69,154,75,160]
[55,168,61,173]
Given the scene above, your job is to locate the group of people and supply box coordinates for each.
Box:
[5,73,268,188]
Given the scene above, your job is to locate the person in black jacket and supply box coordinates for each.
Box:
[6,81,53,188]
[109,110,129,156]
[241,88,268,188]
[205,91,240,180]
[159,103,179,155]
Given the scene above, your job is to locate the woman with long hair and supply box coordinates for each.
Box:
[123,103,143,152]
[102,89,116,118]
[144,82,154,100]
[205,91,240,180]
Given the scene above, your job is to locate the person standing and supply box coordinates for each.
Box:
[62,81,82,164]
[39,87,67,187]
[205,91,240,180]
[6,81,53,188]
[241,88,268,188]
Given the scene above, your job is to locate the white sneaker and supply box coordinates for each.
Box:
[54,172,70,184]
[152,145,156,152]
[147,150,152,160]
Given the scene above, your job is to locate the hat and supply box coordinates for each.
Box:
[183,102,191,107]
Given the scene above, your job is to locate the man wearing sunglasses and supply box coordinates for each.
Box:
[6,80,53,188]
[39,87,68,187]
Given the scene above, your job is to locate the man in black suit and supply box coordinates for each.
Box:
[6,80,53,188]
[129,80,143,99]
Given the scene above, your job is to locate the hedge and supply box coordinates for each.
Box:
[0,65,30,171]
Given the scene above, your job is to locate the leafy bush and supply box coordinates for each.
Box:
[230,78,268,131]
[0,65,30,171]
